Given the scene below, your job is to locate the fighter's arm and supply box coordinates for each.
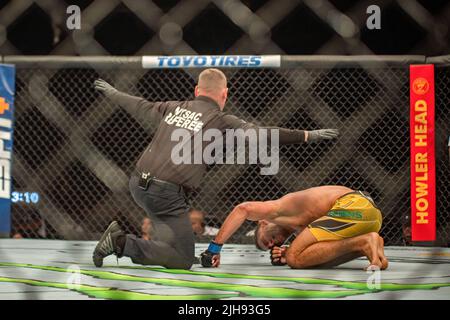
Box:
[214,201,280,245]
[222,114,339,144]
[200,200,280,268]
[94,79,169,123]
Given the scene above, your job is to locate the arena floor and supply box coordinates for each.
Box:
[0,239,449,300]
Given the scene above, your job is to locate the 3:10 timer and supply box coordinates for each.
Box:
[11,192,40,204]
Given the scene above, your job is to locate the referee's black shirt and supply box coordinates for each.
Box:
[109,91,307,190]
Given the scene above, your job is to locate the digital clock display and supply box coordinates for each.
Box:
[11,192,40,204]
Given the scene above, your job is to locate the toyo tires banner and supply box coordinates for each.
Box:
[142,55,281,68]
[410,64,436,242]
[0,64,15,238]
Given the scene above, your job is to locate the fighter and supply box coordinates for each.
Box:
[200,185,388,270]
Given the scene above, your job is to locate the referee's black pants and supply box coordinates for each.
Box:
[122,174,195,269]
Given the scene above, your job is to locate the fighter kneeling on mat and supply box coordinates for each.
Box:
[201,185,388,270]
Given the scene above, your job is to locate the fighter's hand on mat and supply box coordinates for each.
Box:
[94,79,118,97]
[201,241,223,267]
[270,246,287,266]
[200,251,220,267]
[306,129,339,143]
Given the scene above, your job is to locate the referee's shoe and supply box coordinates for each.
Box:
[93,221,125,267]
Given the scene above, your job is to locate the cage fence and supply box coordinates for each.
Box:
[5,55,450,246]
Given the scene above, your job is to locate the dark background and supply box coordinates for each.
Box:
[0,0,449,56]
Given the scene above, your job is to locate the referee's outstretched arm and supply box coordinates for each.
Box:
[94,79,169,123]
[94,78,340,144]
[222,113,339,145]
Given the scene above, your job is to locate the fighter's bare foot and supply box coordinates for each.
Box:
[377,235,389,270]
[362,232,383,270]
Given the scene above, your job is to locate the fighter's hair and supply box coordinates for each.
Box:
[254,224,265,251]
[197,68,227,93]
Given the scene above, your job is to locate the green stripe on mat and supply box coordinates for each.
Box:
[0,276,238,300]
[0,263,367,299]
[114,265,450,291]
[2,262,450,299]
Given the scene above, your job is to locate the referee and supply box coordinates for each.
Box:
[92,68,338,269]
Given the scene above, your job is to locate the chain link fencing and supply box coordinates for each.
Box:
[435,60,450,247]
[5,55,450,246]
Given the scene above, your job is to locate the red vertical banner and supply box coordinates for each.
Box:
[410,65,436,241]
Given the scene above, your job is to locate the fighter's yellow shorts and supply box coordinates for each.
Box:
[308,191,382,242]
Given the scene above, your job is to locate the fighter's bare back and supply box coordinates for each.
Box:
[267,185,353,228]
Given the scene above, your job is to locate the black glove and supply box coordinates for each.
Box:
[94,79,118,98]
[200,241,223,267]
[270,247,286,266]
[307,129,339,143]
[200,251,216,267]
[269,232,297,266]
